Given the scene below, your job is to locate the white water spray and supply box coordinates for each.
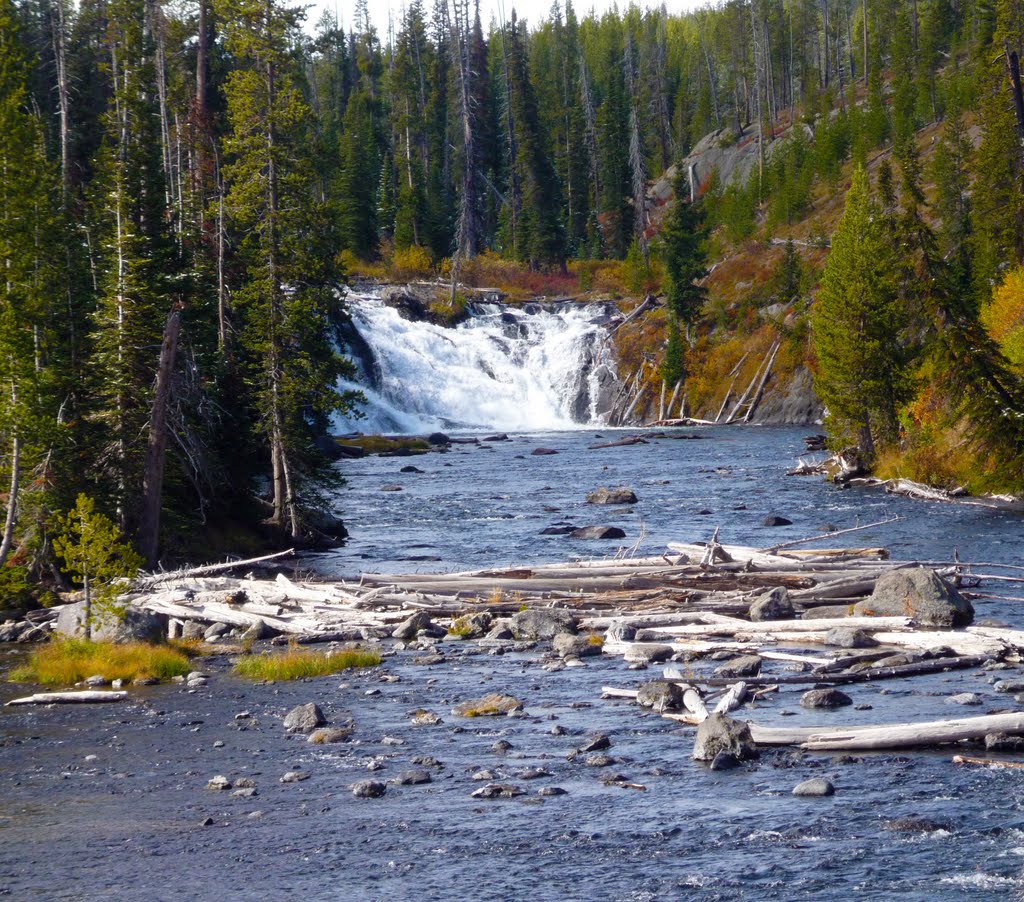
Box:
[333,294,618,434]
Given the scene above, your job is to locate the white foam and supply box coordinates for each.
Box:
[333,295,616,434]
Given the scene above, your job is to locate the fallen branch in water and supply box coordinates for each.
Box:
[6,691,128,706]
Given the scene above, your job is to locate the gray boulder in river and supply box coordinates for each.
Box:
[692,714,758,762]
[853,568,974,627]
[510,609,576,640]
[586,486,638,505]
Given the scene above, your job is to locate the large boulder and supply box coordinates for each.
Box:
[55,601,165,644]
[693,713,758,762]
[510,609,576,640]
[636,680,684,712]
[392,611,434,640]
[586,486,638,505]
[748,587,795,622]
[853,568,974,628]
[552,633,602,658]
[283,703,327,734]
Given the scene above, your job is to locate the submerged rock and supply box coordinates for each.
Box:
[452,694,524,717]
[762,515,793,527]
[280,771,310,783]
[693,714,758,762]
[470,783,526,799]
[885,816,951,833]
[800,688,853,709]
[710,751,740,771]
[308,726,353,744]
[853,567,974,627]
[586,486,638,505]
[352,780,387,799]
[792,777,835,797]
[570,526,627,540]
[393,770,432,786]
[945,693,983,707]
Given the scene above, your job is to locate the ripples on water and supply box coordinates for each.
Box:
[4,427,1024,901]
[318,426,1022,582]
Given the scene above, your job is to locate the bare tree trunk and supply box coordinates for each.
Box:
[0,435,20,569]
[498,9,519,255]
[624,33,648,264]
[450,0,479,259]
[750,0,764,199]
[138,305,181,567]
[821,0,829,89]
[579,54,602,218]
[51,0,71,199]
[862,0,868,83]
[1006,46,1024,164]
[698,26,721,129]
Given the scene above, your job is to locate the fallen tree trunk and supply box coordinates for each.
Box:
[746,711,1024,751]
[6,691,128,706]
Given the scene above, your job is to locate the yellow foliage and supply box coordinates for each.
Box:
[982,267,1024,371]
[389,245,434,280]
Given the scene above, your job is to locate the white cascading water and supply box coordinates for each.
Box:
[333,293,617,434]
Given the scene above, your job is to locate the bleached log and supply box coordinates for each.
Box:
[138,548,296,587]
[652,615,913,637]
[601,686,639,700]
[952,755,1024,769]
[749,711,1024,751]
[763,516,901,554]
[682,687,709,721]
[713,682,747,715]
[6,691,128,706]
[757,651,830,666]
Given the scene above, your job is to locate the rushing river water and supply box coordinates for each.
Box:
[317,426,1023,581]
[3,425,1024,901]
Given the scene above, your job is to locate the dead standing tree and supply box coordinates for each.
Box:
[447,0,482,306]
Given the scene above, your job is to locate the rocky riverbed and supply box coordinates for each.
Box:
[5,625,1024,901]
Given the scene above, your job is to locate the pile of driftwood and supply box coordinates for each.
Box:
[30,531,1024,755]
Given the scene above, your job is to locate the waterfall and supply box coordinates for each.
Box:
[333,293,620,434]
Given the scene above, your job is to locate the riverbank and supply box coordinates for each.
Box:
[4,595,1024,900]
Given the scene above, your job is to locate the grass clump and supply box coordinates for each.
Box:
[338,435,431,455]
[10,639,191,686]
[232,646,381,681]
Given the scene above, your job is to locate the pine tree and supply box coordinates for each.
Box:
[660,169,708,330]
[0,0,65,569]
[88,0,176,533]
[811,166,910,458]
[219,0,356,539]
[498,12,565,268]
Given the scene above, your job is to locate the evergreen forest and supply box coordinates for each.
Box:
[1,0,1023,603]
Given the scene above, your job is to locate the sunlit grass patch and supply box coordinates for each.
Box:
[9,639,191,686]
[232,647,381,681]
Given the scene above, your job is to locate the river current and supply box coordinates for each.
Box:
[3,426,1024,901]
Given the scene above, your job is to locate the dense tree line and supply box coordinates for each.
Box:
[1,0,1023,592]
